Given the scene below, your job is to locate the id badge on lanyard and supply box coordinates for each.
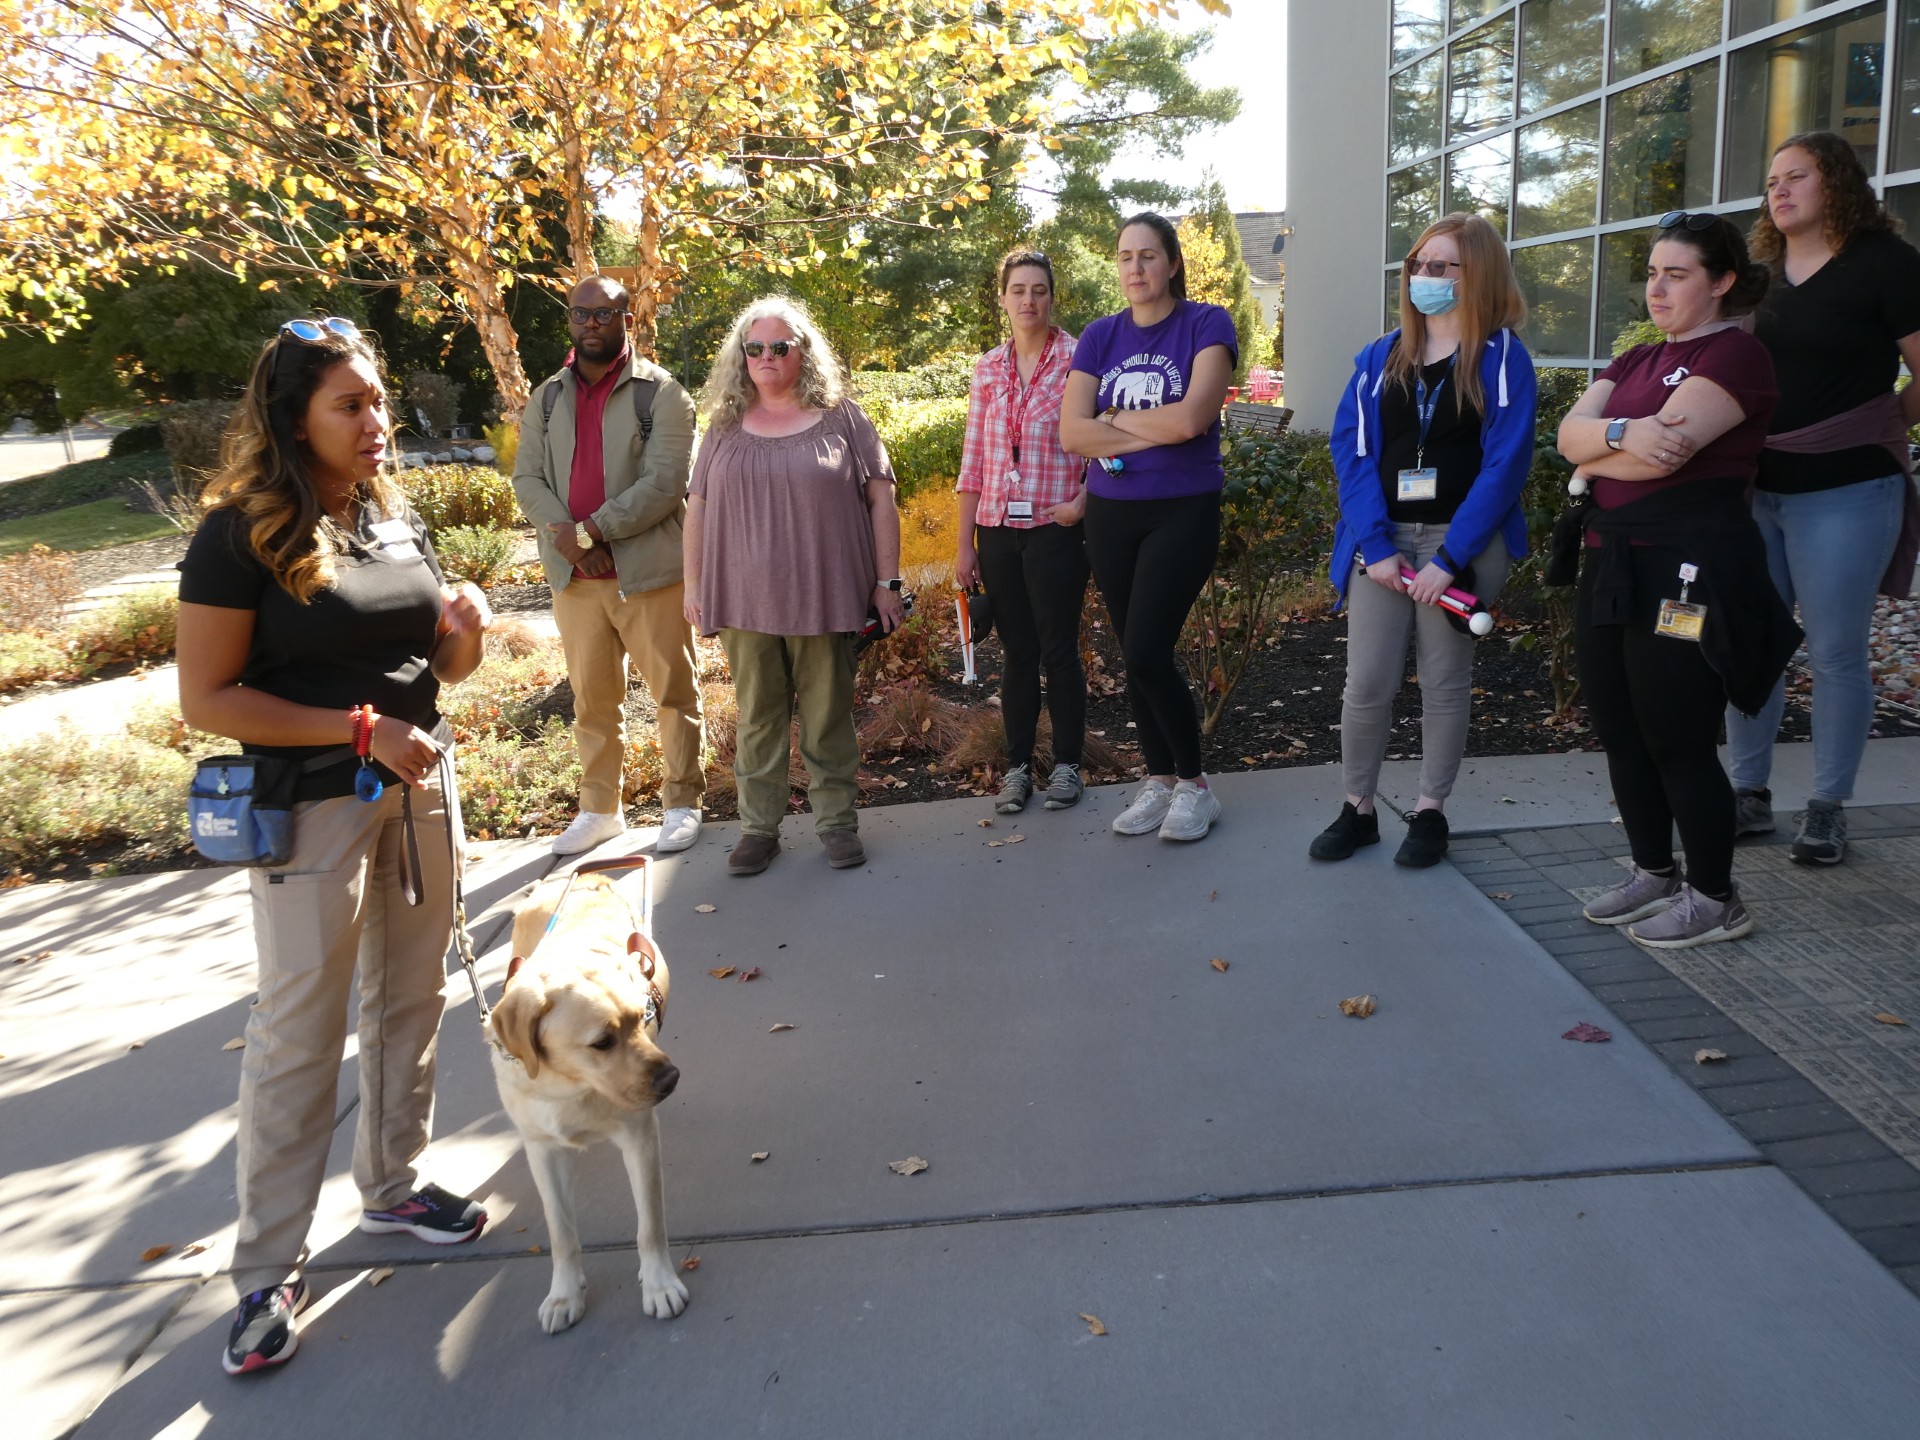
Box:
[1003,347,1041,520]
[1655,563,1708,641]
[1397,362,1449,502]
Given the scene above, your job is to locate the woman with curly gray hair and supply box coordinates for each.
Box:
[683,296,903,876]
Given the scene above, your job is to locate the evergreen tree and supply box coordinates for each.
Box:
[1192,171,1265,385]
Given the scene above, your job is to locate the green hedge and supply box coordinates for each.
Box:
[849,355,975,414]
[872,397,967,503]
[401,462,521,532]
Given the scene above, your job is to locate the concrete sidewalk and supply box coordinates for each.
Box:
[5,749,1919,1438]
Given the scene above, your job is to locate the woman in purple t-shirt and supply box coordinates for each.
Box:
[1555,213,1783,950]
[1059,211,1237,844]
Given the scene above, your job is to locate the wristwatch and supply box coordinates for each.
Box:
[876,577,903,592]
[1604,417,1629,451]
[574,521,595,550]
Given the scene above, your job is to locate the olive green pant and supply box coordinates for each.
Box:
[720,629,859,837]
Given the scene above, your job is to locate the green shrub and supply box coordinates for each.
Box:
[0,631,68,693]
[402,462,522,531]
[872,396,967,502]
[0,730,192,866]
[849,355,975,416]
[109,423,166,457]
[159,400,235,480]
[0,544,81,632]
[452,720,582,840]
[67,586,178,673]
[433,524,518,587]
[406,371,464,436]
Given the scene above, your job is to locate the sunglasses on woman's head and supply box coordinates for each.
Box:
[743,339,799,358]
[279,316,361,345]
[1405,258,1463,278]
[1659,211,1720,232]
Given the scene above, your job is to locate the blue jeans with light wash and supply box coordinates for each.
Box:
[1725,472,1906,803]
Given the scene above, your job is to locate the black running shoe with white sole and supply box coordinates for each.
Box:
[359,1183,487,1244]
[223,1279,308,1376]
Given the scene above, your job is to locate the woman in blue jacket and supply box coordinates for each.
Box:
[1313,213,1537,867]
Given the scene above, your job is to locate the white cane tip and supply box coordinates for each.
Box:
[1469,612,1494,636]
[1569,475,1589,496]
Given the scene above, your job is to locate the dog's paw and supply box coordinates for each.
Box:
[538,1287,587,1334]
[638,1261,689,1320]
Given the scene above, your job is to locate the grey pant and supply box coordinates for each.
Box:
[1341,522,1509,805]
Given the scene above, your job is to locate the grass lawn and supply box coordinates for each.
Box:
[0,450,171,521]
[0,497,178,556]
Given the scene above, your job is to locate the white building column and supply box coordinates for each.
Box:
[1284,0,1391,431]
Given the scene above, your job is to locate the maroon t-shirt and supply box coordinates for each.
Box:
[1591,328,1778,512]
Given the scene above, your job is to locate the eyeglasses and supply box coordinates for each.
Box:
[569,306,629,326]
[279,316,360,345]
[743,339,799,358]
[1405,258,1463,278]
[1659,211,1720,232]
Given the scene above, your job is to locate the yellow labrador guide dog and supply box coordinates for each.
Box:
[489,854,688,1332]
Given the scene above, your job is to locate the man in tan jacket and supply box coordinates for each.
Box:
[513,275,705,855]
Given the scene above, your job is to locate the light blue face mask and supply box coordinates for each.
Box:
[1408,275,1460,316]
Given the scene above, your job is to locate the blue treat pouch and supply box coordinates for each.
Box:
[187,747,351,866]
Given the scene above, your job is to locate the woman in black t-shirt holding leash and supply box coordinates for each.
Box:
[176,319,492,1377]
[1727,132,1920,866]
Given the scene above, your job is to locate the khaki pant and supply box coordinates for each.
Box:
[552,577,705,814]
[232,765,458,1298]
[721,629,859,837]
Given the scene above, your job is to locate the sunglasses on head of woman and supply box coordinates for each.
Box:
[743,339,799,359]
[279,316,361,346]
[1659,211,1720,232]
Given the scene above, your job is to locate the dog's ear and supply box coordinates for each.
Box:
[627,931,659,978]
[490,977,553,1078]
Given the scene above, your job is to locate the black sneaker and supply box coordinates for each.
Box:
[1309,802,1380,861]
[222,1279,308,1376]
[1733,787,1775,837]
[359,1183,487,1244]
[1790,798,1847,866]
[1395,808,1450,868]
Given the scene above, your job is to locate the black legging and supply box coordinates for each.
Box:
[975,521,1090,768]
[1575,546,1735,896]
[1083,490,1220,779]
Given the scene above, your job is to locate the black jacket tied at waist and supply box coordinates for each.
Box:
[1545,476,1803,717]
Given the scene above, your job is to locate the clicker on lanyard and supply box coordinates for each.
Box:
[350,704,383,801]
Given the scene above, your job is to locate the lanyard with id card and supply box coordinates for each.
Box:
[1002,339,1050,521]
[1397,357,1452,503]
[1655,562,1708,641]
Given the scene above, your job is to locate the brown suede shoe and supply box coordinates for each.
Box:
[728,833,780,876]
[821,828,866,869]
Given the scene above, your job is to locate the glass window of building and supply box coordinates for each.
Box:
[1612,0,1722,82]
[1604,60,1722,222]
[1512,239,1596,356]
[1394,0,1449,66]
[1448,134,1515,234]
[1386,269,1404,332]
[1450,16,1518,139]
[1724,5,1885,201]
[1519,0,1606,114]
[1389,160,1443,259]
[1515,102,1601,237]
[1452,0,1504,27]
[1597,228,1657,354]
[1884,182,1920,236]
[1895,0,1920,170]
[1391,51,1446,163]
[1731,0,1830,39]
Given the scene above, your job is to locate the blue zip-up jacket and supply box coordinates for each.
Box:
[1327,327,1537,608]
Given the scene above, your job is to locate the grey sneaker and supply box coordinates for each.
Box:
[1790,798,1846,866]
[1042,762,1084,810]
[1582,865,1682,926]
[1111,778,1176,836]
[1158,779,1222,842]
[996,764,1033,814]
[1733,787,1774,837]
[1628,884,1755,949]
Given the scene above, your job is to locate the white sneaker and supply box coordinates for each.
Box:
[657,807,703,854]
[1158,779,1221,842]
[552,810,626,856]
[1111,778,1177,835]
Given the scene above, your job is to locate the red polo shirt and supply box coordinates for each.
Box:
[567,346,628,579]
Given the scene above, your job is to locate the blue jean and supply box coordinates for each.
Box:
[1725,472,1905,803]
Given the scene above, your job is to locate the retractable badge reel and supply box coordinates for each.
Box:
[351,704,384,801]
[1655,563,1708,641]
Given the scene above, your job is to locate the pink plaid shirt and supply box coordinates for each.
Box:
[955,327,1081,527]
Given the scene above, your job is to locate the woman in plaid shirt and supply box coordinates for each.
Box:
[955,249,1090,813]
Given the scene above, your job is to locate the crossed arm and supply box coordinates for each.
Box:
[1558,374,1750,482]
[1056,345,1236,459]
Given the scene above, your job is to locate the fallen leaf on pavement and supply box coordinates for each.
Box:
[1210,958,1229,973]
[682,1256,701,1271]
[708,966,735,979]
[1080,1313,1108,1336]
[1488,891,1513,901]
[986,839,1005,847]
[139,1245,171,1263]
[179,1241,210,1258]
[1005,833,1025,844]
[1208,890,1218,901]
[1562,1022,1612,1043]
[527,1245,542,1254]
[888,1156,929,1176]
[694,903,717,914]
[368,1267,394,1287]
[739,966,761,982]
[1873,1012,1908,1027]
[1338,994,1377,1018]
[1694,1048,1729,1064]
[769,1023,795,1033]
[751,1151,769,1163]
[1499,796,1517,804]
[13,950,51,965]
[977,818,994,827]
[128,1041,145,1051]
[221,1038,245,1052]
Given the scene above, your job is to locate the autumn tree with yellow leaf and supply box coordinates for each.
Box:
[0,0,1223,412]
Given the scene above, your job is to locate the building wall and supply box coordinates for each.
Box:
[1285,3,1392,429]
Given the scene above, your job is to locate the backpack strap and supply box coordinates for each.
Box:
[540,377,564,424]
[630,376,659,442]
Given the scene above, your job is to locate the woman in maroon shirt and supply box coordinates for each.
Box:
[1555,213,1786,950]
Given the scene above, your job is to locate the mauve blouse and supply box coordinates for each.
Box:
[688,397,892,637]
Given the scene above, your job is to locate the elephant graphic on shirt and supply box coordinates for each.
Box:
[1111,370,1166,409]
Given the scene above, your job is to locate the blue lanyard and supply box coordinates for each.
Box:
[1413,356,1454,468]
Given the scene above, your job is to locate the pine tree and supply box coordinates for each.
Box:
[1192,171,1265,385]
